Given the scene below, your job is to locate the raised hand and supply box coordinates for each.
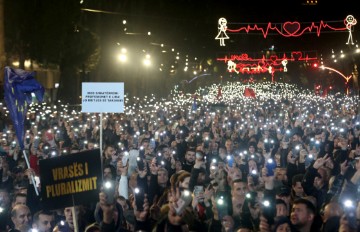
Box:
[313,154,330,169]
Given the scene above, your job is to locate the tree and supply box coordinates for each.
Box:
[4,0,99,104]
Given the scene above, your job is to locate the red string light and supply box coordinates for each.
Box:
[226,20,347,38]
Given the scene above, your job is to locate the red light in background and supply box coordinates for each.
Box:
[313,63,318,68]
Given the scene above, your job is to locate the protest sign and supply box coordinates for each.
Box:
[39,149,102,210]
[82,82,124,113]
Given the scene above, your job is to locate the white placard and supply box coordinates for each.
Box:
[82,82,124,113]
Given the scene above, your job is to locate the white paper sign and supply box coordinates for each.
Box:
[82,82,124,113]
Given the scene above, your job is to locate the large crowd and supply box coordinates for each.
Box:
[0,81,359,232]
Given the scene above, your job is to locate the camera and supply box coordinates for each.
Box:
[103,180,116,205]
[265,158,276,176]
[10,141,16,149]
[305,153,314,168]
[204,137,210,148]
[134,187,145,211]
[215,194,229,220]
[136,156,145,171]
[292,145,301,159]
[246,191,258,207]
[175,189,192,215]
[26,135,30,144]
[343,199,357,229]
[156,152,163,165]
[226,155,234,167]
[193,185,204,202]
[261,198,276,225]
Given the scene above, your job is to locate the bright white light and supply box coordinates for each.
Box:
[134,188,140,194]
[183,190,190,196]
[143,59,151,66]
[148,31,151,35]
[24,60,31,68]
[122,20,127,25]
[344,199,353,208]
[104,181,112,189]
[55,83,59,88]
[184,66,188,71]
[263,200,270,207]
[217,198,224,205]
[118,54,127,62]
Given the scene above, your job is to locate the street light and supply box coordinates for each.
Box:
[117,48,127,63]
[143,54,151,66]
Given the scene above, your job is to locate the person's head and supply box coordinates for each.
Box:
[32,210,55,232]
[314,167,329,190]
[86,140,95,150]
[292,174,305,197]
[12,193,27,208]
[274,216,293,232]
[321,201,343,223]
[227,167,243,186]
[276,199,289,217]
[290,198,316,230]
[248,143,256,154]
[175,160,182,172]
[129,172,138,189]
[231,179,247,197]
[160,145,171,159]
[103,164,116,181]
[64,206,81,230]
[276,186,291,209]
[157,167,169,187]
[11,204,32,232]
[185,149,196,164]
[231,194,245,217]
[275,168,287,182]
[225,139,233,152]
[292,133,301,142]
[103,145,116,159]
[0,188,11,209]
[176,171,191,190]
[247,159,258,173]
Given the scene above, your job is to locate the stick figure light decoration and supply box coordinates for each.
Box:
[215,17,229,46]
[345,15,357,45]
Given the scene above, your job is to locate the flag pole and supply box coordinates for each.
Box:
[71,195,79,232]
[100,113,103,175]
[22,150,39,196]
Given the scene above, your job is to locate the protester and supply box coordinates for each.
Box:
[0,81,359,231]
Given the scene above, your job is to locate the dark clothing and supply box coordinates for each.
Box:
[94,202,125,232]
[302,166,328,210]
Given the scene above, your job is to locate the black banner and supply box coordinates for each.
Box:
[39,149,102,210]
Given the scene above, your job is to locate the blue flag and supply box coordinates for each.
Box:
[4,66,45,150]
